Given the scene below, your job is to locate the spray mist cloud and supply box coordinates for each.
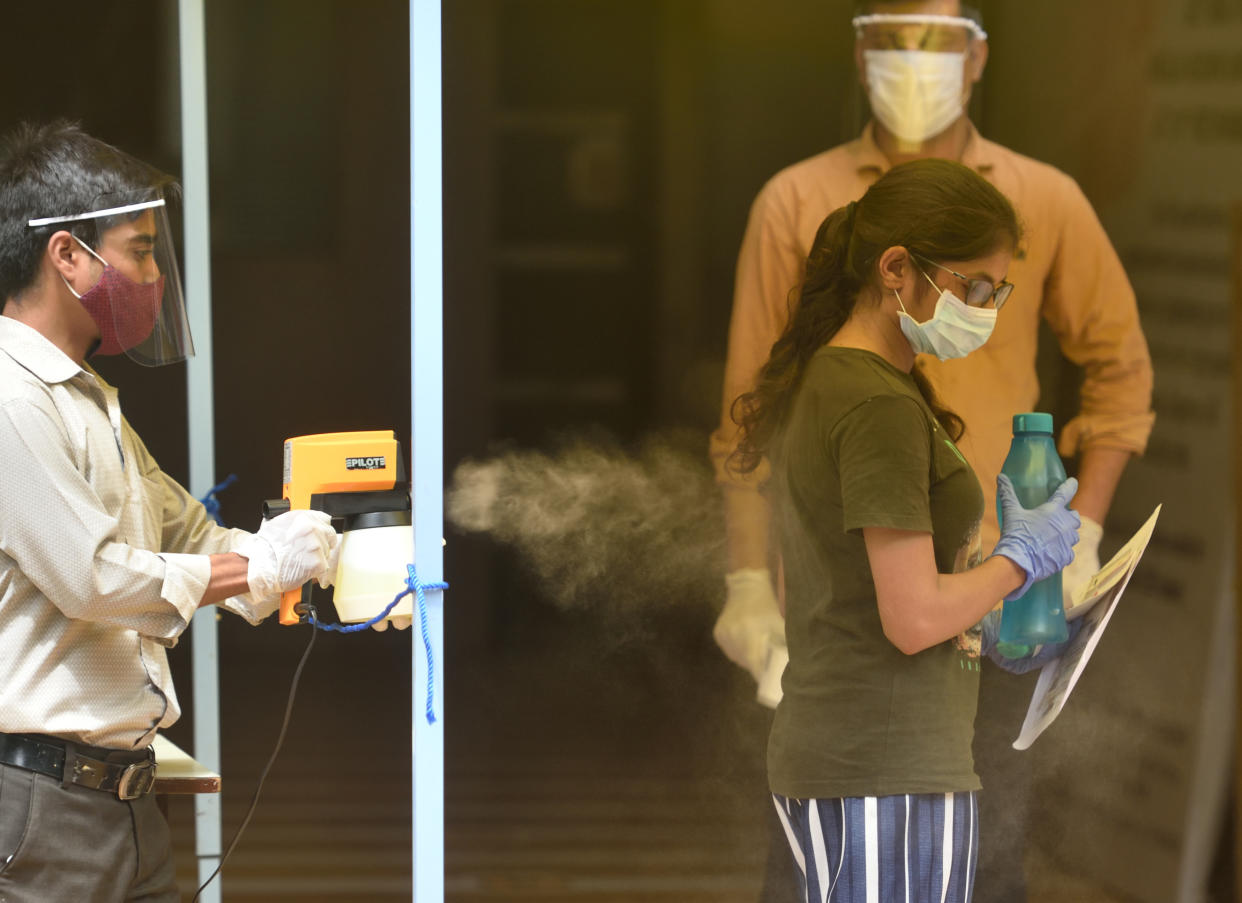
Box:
[446,431,726,614]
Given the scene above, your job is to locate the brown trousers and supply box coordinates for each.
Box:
[0,762,177,903]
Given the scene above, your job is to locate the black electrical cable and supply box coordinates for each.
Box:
[191,613,319,903]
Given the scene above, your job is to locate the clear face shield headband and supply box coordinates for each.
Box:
[850,13,988,47]
[28,196,194,367]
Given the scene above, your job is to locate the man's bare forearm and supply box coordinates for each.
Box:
[1072,446,1132,523]
[200,552,251,607]
[724,485,772,572]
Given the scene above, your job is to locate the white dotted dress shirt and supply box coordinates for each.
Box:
[0,316,274,749]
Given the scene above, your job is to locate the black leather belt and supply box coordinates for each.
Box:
[0,732,156,800]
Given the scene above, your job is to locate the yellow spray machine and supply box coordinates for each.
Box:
[192,432,428,898]
[263,430,415,627]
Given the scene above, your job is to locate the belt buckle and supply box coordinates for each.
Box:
[116,761,156,800]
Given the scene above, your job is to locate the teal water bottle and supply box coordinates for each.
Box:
[997,412,1070,647]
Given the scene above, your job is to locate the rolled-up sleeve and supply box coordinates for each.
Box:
[127,423,277,626]
[1039,174,1155,457]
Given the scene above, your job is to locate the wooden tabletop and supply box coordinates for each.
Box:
[153,735,221,795]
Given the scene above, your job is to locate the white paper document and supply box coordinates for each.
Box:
[1012,505,1162,751]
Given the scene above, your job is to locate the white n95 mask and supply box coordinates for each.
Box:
[895,283,996,360]
[864,49,966,144]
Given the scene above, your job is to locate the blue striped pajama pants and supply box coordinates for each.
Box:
[772,791,979,903]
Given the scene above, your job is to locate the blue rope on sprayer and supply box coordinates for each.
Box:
[411,564,439,726]
[198,474,239,526]
[305,566,447,725]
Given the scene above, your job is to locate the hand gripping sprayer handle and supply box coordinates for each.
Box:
[281,588,307,625]
[260,498,310,625]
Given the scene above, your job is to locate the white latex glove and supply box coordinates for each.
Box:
[714,568,786,687]
[1063,514,1103,618]
[236,510,339,605]
[317,534,342,589]
[755,641,788,709]
[370,615,413,632]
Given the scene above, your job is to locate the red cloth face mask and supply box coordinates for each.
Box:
[65,240,164,357]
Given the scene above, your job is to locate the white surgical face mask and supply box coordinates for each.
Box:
[895,270,997,360]
[864,49,966,144]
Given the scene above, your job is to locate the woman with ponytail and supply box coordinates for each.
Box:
[730,159,1082,902]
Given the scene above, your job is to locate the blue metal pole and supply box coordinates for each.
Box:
[178,0,223,899]
[411,0,445,900]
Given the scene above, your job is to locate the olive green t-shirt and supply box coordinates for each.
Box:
[768,346,986,800]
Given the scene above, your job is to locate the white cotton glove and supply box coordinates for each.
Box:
[714,569,786,695]
[235,510,340,605]
[1063,514,1103,617]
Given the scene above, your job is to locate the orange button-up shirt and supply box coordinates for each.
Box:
[712,123,1155,551]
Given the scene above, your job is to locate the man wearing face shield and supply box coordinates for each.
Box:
[0,121,340,902]
[28,197,193,366]
[710,3,1154,901]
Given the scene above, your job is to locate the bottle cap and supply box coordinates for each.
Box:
[1012,412,1053,434]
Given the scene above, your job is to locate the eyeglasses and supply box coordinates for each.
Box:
[914,255,1013,310]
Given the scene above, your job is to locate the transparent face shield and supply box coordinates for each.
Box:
[28,195,193,366]
[850,12,986,145]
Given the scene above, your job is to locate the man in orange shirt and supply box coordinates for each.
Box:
[711,3,1154,900]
